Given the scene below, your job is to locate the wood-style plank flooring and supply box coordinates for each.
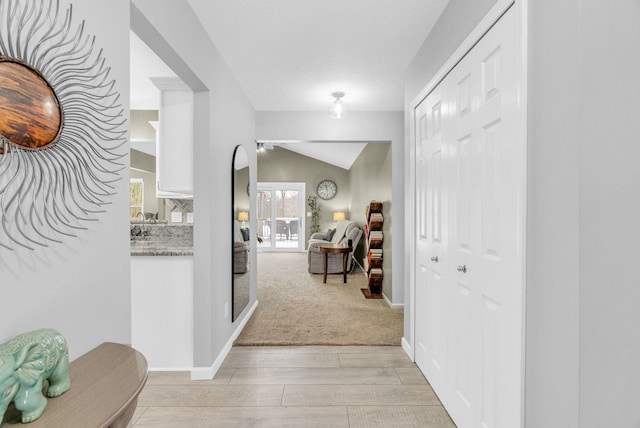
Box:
[132,346,456,427]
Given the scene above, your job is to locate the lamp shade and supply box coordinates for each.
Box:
[333,211,346,221]
[238,211,249,221]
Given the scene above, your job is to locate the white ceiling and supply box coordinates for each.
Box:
[130,1,449,166]
[187,0,449,112]
[272,142,368,170]
[130,31,176,110]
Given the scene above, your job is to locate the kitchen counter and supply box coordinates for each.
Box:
[130,243,193,256]
[130,223,193,256]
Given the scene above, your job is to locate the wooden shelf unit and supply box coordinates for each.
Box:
[362,201,383,298]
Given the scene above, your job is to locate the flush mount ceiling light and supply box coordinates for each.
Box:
[328,91,347,119]
[256,142,274,152]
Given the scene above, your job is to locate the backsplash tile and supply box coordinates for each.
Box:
[165,199,194,224]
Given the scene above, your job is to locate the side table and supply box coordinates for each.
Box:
[319,243,352,284]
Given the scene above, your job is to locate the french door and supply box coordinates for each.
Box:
[414,6,525,428]
[256,182,305,251]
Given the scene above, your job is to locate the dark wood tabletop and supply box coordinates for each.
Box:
[319,244,352,283]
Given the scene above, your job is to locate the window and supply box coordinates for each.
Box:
[130,178,144,220]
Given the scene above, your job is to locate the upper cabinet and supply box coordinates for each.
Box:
[151,77,193,199]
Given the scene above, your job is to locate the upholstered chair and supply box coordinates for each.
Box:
[307,220,363,274]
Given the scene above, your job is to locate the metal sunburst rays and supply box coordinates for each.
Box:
[0,0,126,252]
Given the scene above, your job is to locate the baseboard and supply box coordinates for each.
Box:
[148,366,194,372]
[402,336,413,362]
[233,299,259,343]
[191,299,259,380]
[383,293,404,309]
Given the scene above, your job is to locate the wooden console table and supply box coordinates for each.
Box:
[1,342,148,428]
[319,243,352,284]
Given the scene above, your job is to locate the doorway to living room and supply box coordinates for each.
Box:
[234,140,402,347]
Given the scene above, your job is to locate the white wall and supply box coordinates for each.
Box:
[132,0,256,370]
[526,1,581,426]
[0,0,131,360]
[256,111,404,305]
[577,1,640,426]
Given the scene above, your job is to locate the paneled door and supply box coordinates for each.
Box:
[414,6,524,428]
[414,84,450,404]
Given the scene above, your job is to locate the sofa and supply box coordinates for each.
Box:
[308,220,363,274]
[234,221,249,274]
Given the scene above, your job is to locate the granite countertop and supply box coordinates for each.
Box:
[130,242,193,256]
[130,223,193,256]
[130,219,168,225]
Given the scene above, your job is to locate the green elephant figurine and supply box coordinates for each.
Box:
[0,329,70,423]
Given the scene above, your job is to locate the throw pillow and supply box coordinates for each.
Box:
[240,228,250,241]
[323,228,336,241]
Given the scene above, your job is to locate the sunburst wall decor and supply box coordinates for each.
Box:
[0,0,126,252]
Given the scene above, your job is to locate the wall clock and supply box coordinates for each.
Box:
[317,180,337,200]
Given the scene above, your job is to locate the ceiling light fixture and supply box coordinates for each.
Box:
[329,91,347,119]
[256,142,274,152]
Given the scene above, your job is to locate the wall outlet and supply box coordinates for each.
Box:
[225,301,229,319]
[171,211,183,223]
[306,211,312,217]
[186,212,193,224]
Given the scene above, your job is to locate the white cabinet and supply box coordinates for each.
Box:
[151,77,193,198]
[131,256,194,369]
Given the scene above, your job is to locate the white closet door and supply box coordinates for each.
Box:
[470,9,523,427]
[414,6,523,428]
[447,45,480,427]
[414,85,450,403]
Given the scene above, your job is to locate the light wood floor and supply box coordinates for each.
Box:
[132,346,456,427]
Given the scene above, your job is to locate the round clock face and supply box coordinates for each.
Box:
[317,180,337,200]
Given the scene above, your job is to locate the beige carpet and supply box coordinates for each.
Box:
[234,252,403,346]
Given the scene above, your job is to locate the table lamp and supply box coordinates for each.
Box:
[238,211,249,227]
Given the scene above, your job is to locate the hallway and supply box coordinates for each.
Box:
[133,346,455,427]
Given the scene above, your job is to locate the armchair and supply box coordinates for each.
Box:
[234,220,249,274]
[308,220,362,274]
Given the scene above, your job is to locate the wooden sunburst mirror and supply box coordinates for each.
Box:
[0,0,126,252]
[0,57,63,153]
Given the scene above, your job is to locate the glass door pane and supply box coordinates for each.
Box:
[256,189,272,249]
[257,183,305,251]
[275,188,299,249]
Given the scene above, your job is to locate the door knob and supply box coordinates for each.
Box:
[430,256,439,262]
[456,265,467,273]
